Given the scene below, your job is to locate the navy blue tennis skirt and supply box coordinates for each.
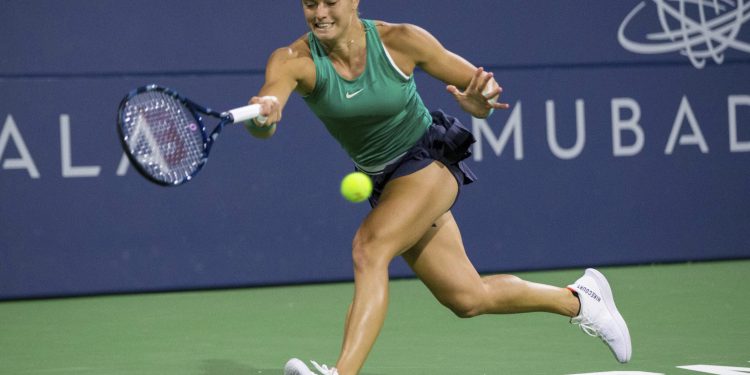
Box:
[359,110,478,207]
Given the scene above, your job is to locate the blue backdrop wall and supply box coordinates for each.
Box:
[1,0,749,299]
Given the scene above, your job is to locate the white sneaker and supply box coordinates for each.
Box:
[568,268,632,363]
[284,358,338,375]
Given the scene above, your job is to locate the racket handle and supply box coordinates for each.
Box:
[226,104,262,124]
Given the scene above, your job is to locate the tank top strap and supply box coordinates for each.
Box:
[306,31,332,98]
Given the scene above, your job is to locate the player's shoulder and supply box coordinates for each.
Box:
[373,20,441,66]
[269,35,312,63]
[266,35,315,80]
[265,35,315,90]
[374,20,436,51]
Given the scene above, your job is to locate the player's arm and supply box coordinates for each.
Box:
[246,40,312,139]
[383,23,509,118]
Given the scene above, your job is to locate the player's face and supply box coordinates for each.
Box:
[302,0,358,41]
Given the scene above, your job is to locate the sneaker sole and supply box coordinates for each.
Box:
[586,268,632,363]
[284,358,309,375]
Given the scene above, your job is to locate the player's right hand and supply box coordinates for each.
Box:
[249,95,281,126]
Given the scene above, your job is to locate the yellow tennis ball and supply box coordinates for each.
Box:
[340,172,373,203]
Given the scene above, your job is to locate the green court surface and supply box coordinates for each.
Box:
[1,260,748,375]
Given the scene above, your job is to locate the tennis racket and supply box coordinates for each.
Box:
[117,84,264,186]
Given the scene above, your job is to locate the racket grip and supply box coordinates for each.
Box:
[226,104,262,124]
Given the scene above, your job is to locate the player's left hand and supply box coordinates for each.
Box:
[447,67,510,118]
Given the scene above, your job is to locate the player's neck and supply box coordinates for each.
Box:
[322,18,366,64]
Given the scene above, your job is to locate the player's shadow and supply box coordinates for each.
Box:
[200,359,281,375]
[200,359,384,375]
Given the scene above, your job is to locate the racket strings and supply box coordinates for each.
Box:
[121,91,205,184]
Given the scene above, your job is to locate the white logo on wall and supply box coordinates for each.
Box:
[618,0,750,69]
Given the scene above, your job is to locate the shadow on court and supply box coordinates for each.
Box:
[201,359,282,375]
[200,359,384,375]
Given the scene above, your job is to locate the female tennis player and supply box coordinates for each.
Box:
[248,1,631,374]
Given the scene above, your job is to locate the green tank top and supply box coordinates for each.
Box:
[303,19,432,170]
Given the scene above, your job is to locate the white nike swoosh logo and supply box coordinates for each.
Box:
[346,89,365,99]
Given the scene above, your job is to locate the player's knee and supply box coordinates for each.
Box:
[441,293,484,318]
[351,229,391,273]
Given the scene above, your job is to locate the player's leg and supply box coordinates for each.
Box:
[334,161,459,375]
[402,213,632,363]
[402,211,580,317]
